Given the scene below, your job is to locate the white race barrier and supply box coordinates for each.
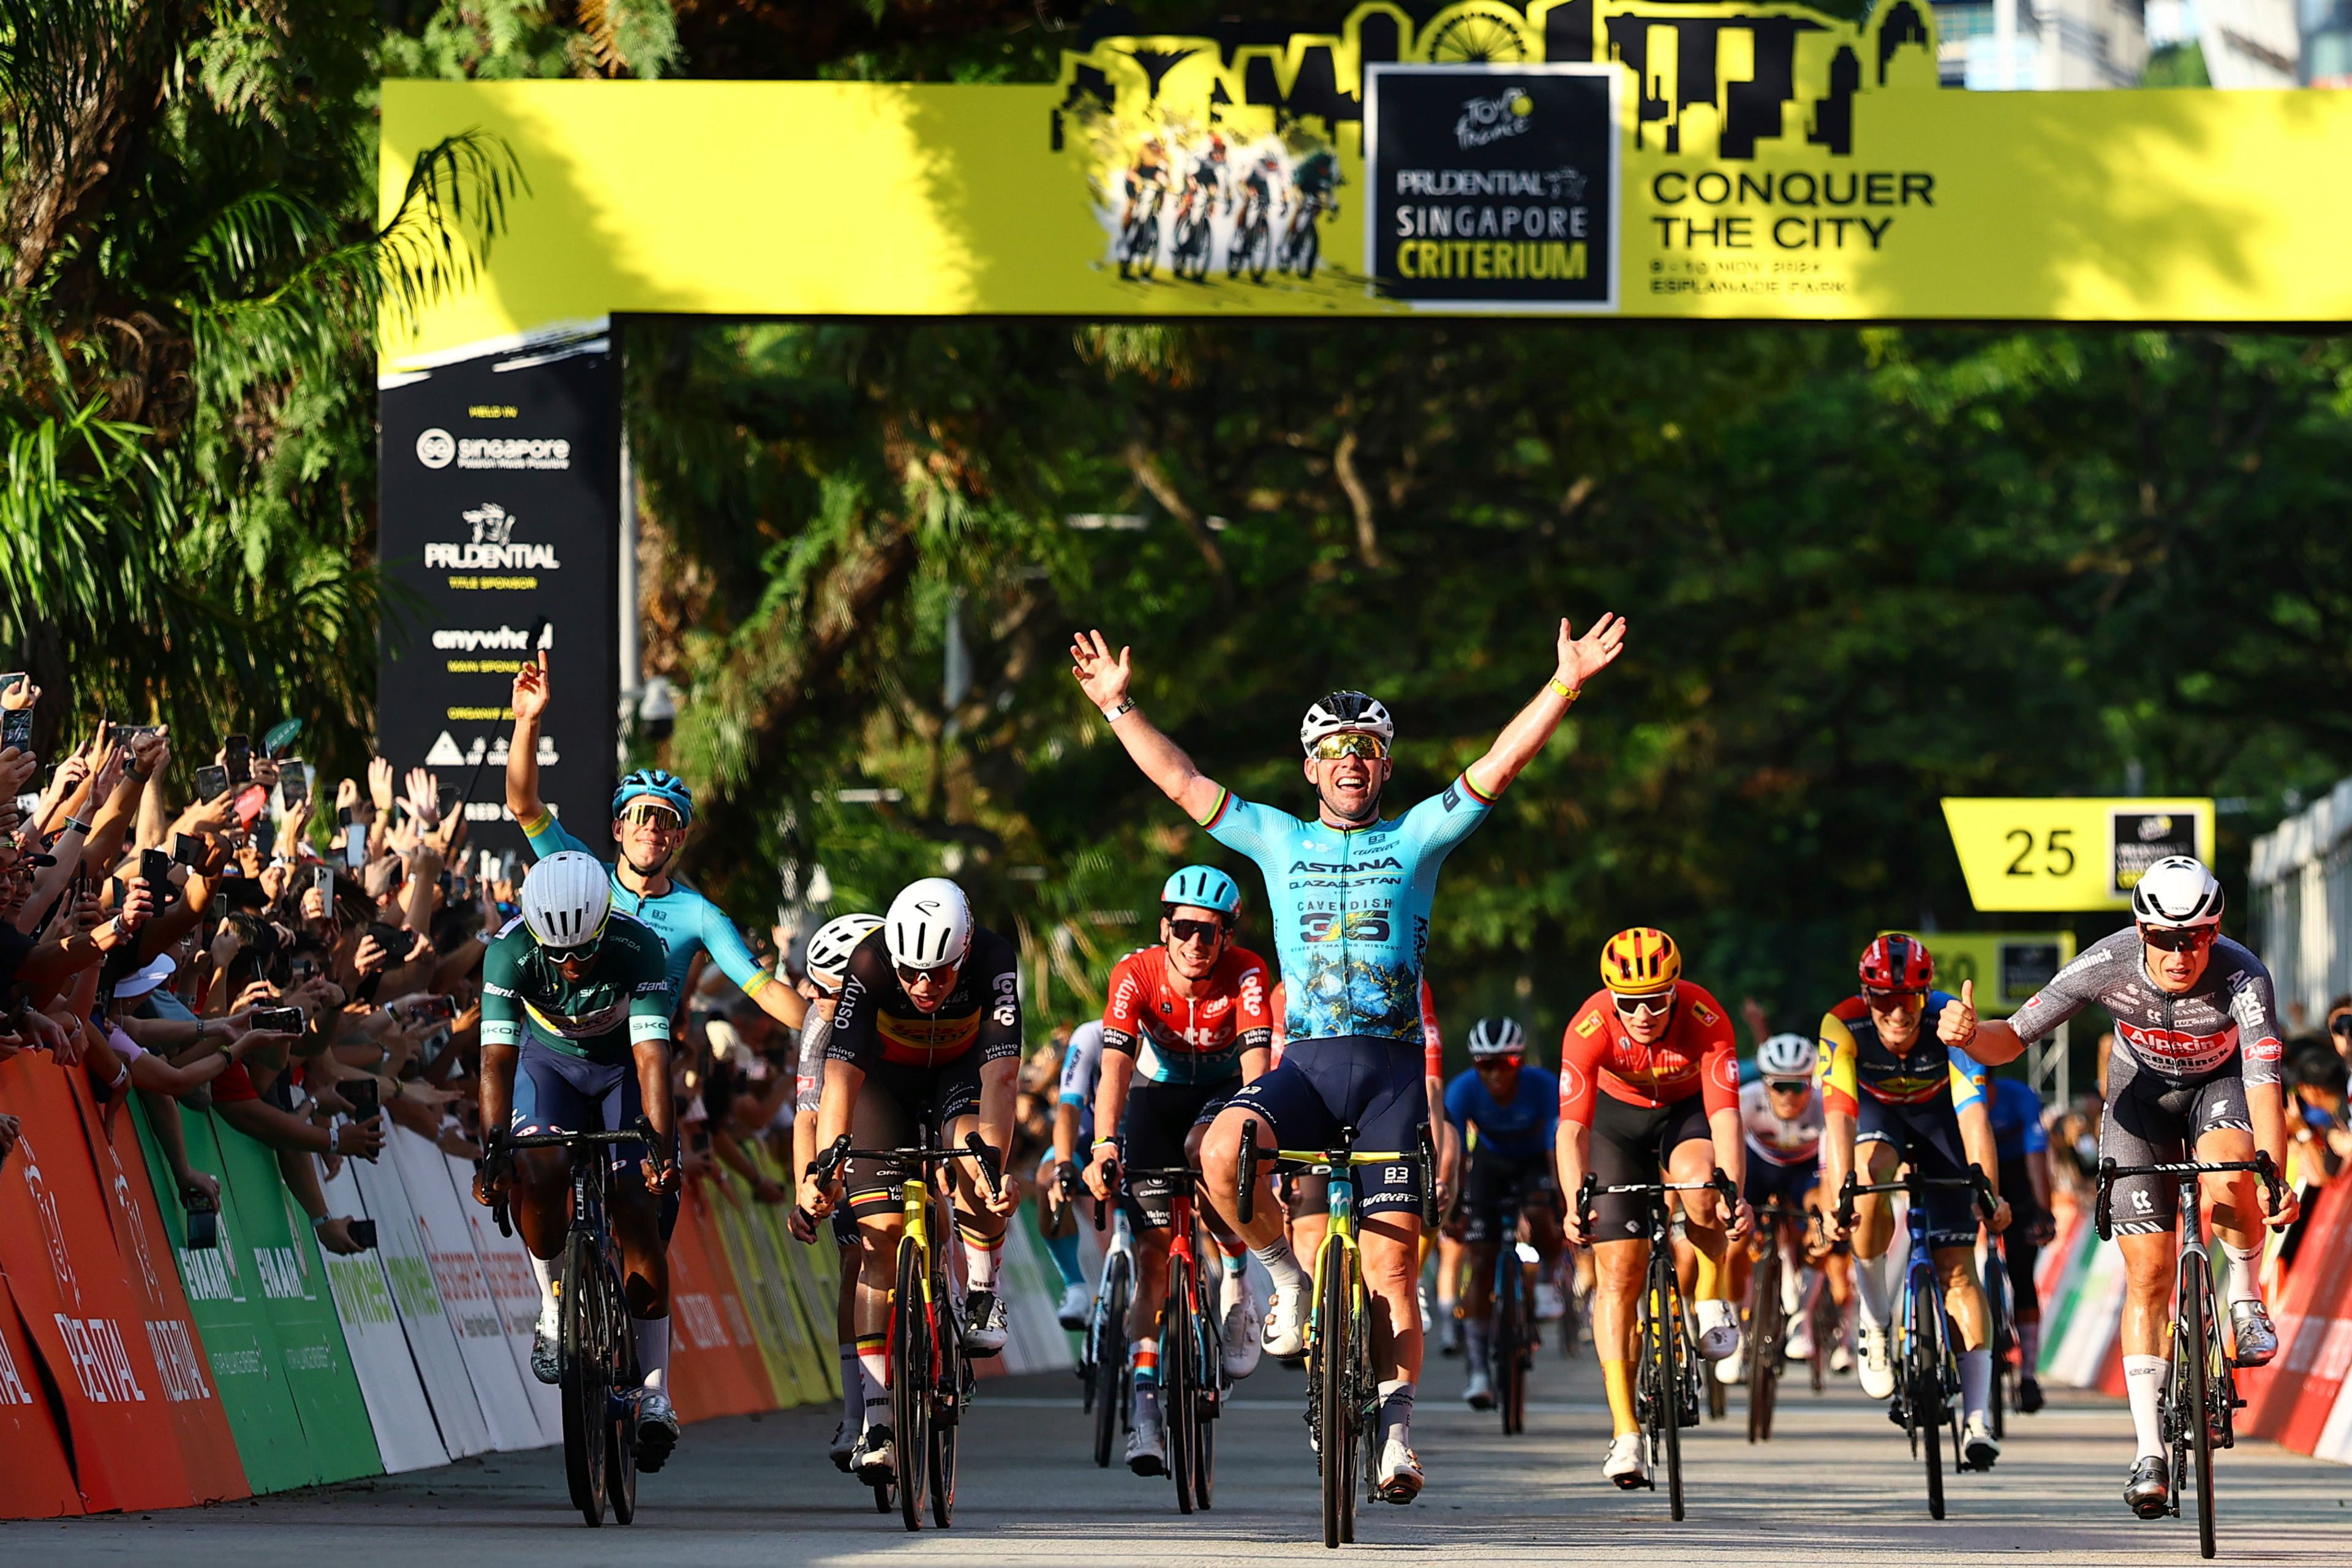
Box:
[347,1139,493,1459]
[446,1152,564,1444]
[319,1161,449,1472]
[389,1128,544,1450]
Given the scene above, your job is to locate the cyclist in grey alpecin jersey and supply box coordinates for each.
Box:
[1962,856,2295,1520]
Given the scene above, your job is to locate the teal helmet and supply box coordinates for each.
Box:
[613,767,693,824]
[1161,864,1242,918]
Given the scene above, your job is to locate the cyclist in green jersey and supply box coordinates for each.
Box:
[474,850,684,1468]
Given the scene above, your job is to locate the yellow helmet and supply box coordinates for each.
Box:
[1600,927,1681,996]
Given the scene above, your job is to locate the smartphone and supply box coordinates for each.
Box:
[194,763,230,800]
[407,994,458,1022]
[343,832,368,872]
[365,921,410,959]
[1,707,29,754]
[184,1200,219,1251]
[342,1078,381,1120]
[347,1218,379,1248]
[529,616,551,653]
[251,1005,304,1033]
[12,792,37,820]
[172,832,204,866]
[279,763,309,808]
[139,846,171,887]
[223,734,251,785]
[312,865,333,901]
[114,723,164,747]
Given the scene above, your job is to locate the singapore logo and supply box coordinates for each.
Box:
[1456,89,1534,151]
[416,428,456,469]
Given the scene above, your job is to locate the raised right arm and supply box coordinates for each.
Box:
[1069,630,1226,824]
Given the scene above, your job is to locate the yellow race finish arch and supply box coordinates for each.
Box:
[378,0,2352,361]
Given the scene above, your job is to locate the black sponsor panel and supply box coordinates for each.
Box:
[2111,810,2198,897]
[1999,941,2062,1007]
[1366,64,1616,308]
[378,339,618,860]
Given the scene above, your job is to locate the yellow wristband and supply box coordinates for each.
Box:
[1092,1137,1118,1149]
[1548,676,1580,703]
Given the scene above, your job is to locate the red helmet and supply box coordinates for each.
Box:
[1858,933,1934,993]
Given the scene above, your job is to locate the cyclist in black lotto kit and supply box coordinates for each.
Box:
[1963,855,2297,1518]
[1070,611,1626,1503]
[794,878,1023,1487]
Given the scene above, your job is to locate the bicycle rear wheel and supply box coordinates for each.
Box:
[1168,1254,1199,1513]
[605,1286,641,1525]
[559,1231,612,1527]
[1191,1268,1220,1508]
[1915,1294,1946,1521]
[892,1238,932,1531]
[1318,1251,1355,1549]
[930,1252,964,1529]
[1093,1259,1130,1469]
[2183,1254,2217,1558]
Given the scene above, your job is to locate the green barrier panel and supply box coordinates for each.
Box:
[707,1180,821,1406]
[208,1119,382,1484]
[134,1101,318,1493]
[750,1145,842,1401]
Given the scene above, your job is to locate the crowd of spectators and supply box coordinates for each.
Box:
[0,680,810,1257]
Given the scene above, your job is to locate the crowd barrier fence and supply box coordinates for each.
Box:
[0,1059,1071,1518]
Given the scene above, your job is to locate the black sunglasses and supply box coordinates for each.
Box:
[1166,917,1227,944]
[2139,924,2217,954]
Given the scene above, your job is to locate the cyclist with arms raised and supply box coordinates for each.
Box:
[507,649,806,1032]
[1071,610,1626,1502]
[794,878,1023,1486]
[1556,927,1749,1490]
[474,851,684,1468]
[1083,864,1275,1475]
[1443,1017,1561,1410]
[1958,856,2296,1518]
[1818,933,2009,1470]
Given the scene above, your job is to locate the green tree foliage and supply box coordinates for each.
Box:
[627,320,2352,1041]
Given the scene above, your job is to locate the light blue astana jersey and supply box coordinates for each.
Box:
[1196,772,1494,1044]
[519,807,774,1006]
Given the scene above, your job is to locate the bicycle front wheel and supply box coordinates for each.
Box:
[1648,1262,1685,1521]
[1747,1245,1784,1444]
[1168,1254,1199,1513]
[559,1231,612,1527]
[606,1277,641,1526]
[1914,1295,1947,1520]
[1093,1259,1131,1469]
[1318,1250,1355,1548]
[892,1238,932,1531]
[2184,1254,2218,1558]
[1497,1254,1528,1436]
[929,1253,964,1529]
[1191,1256,1221,1508]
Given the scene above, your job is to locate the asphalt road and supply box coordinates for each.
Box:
[19,1332,2352,1564]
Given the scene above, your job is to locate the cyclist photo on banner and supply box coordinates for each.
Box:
[1070,608,1626,1505]
[793,878,1024,1489]
[1961,857,2298,1519]
[473,851,684,1472]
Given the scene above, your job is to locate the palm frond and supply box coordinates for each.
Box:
[376,130,529,334]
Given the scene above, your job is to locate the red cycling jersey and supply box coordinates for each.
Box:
[1268,976,1442,1077]
[1557,980,1740,1126]
[1102,945,1274,1086]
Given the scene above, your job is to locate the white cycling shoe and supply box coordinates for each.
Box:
[1962,1411,2001,1471]
[1785,1316,1816,1362]
[1126,1387,1167,1477]
[635,1389,679,1472]
[1221,1267,1264,1378]
[1603,1432,1649,1489]
[828,1418,856,1472]
[1374,1434,1423,1502]
[963,1289,1010,1357]
[1857,1327,1896,1399]
[1694,1298,1741,1362]
[529,1311,561,1386]
[1057,1281,1091,1331]
[1262,1281,1309,1359]
[1463,1368,1494,1409]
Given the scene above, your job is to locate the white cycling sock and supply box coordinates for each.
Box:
[839,1344,862,1428]
[1959,1348,1991,1421]
[2124,1355,2169,1459]
[529,1251,559,1323]
[1853,1254,1891,1331]
[1781,1252,1805,1316]
[1377,1379,1415,1446]
[631,1315,670,1395]
[1253,1239,1310,1297]
[2018,1317,2042,1375]
[961,1227,1004,1292]
[2222,1242,2262,1305]
[1463,1315,1491,1374]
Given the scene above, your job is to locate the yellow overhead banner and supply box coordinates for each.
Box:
[1941,798,2215,913]
[379,0,2352,368]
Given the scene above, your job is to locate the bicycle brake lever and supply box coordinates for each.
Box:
[964,1132,1003,1201]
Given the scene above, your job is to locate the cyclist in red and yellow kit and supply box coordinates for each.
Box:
[1555,927,1749,1489]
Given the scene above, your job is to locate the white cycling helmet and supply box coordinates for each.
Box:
[1758,1032,1815,1082]
[804,912,883,987]
[1466,1016,1526,1059]
[2131,854,2225,929]
[521,850,611,951]
[1300,690,1395,753]
[886,877,973,970]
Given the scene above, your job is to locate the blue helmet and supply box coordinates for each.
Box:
[613,767,694,824]
[1161,864,1242,918]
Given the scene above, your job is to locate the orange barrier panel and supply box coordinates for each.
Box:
[0,1057,199,1512]
[667,1180,773,1421]
[75,1077,251,1503]
[0,1267,83,1518]
[2247,1176,2352,1451]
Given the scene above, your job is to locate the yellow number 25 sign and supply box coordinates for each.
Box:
[1941,798,2215,913]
